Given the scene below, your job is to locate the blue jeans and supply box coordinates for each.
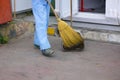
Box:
[32,0,51,50]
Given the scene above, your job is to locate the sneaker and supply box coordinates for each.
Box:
[34,44,40,49]
[42,48,55,57]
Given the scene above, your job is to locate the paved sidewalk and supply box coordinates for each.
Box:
[0,35,120,80]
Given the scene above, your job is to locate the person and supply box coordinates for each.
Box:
[32,0,55,57]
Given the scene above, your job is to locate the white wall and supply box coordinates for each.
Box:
[11,0,32,12]
[55,0,60,13]
[118,0,120,25]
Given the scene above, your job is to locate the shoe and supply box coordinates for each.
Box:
[42,48,55,57]
[34,44,40,49]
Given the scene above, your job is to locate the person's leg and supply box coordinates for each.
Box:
[34,29,39,46]
[32,0,50,50]
[33,0,51,48]
[46,0,51,30]
[32,0,55,56]
[32,0,40,47]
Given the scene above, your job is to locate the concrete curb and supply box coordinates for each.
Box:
[76,29,120,44]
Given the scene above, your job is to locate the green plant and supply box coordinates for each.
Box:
[0,34,9,44]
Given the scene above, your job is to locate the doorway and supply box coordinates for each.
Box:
[79,0,105,13]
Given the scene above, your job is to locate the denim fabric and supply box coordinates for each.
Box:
[32,0,51,50]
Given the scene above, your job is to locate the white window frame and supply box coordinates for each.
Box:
[56,0,119,25]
